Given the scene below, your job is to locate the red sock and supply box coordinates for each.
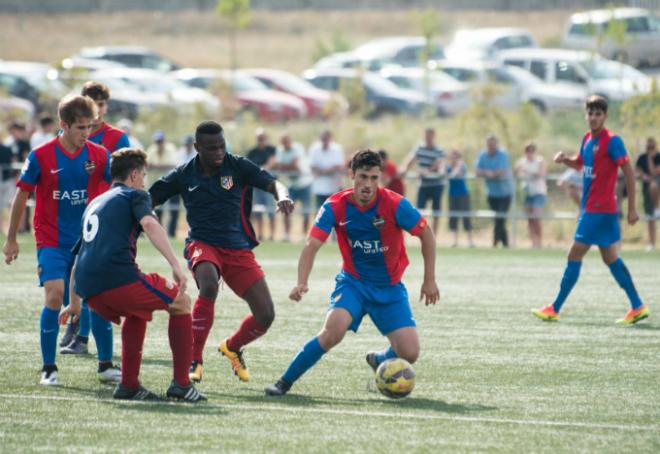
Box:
[191,296,215,363]
[121,316,147,389]
[169,314,192,387]
[226,315,268,352]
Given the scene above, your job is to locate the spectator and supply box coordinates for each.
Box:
[402,127,446,235]
[5,121,31,162]
[274,133,312,241]
[146,131,178,237]
[308,130,345,209]
[0,139,13,234]
[178,135,197,164]
[117,118,144,150]
[558,168,583,208]
[635,137,660,251]
[247,129,277,241]
[475,134,513,247]
[515,142,547,248]
[447,150,474,248]
[30,114,55,149]
[378,149,405,196]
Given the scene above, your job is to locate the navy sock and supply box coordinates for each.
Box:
[78,301,91,337]
[374,346,397,366]
[552,260,582,313]
[608,258,643,310]
[282,337,326,385]
[40,306,60,366]
[91,309,113,362]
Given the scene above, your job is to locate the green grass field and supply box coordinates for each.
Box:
[0,235,658,453]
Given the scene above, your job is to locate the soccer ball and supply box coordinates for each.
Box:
[375,358,416,399]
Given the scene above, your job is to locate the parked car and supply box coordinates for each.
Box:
[173,68,306,122]
[428,60,527,109]
[91,68,220,116]
[445,27,538,61]
[0,61,67,110]
[562,8,660,67]
[351,36,445,68]
[0,96,36,121]
[378,66,470,116]
[303,68,427,117]
[242,68,347,118]
[497,48,651,102]
[70,46,180,72]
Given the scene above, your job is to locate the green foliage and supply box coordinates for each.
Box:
[338,72,367,116]
[311,30,352,64]
[135,102,211,147]
[216,0,251,30]
[456,85,511,150]
[620,80,660,139]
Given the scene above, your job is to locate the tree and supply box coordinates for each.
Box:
[413,8,440,117]
[216,0,251,71]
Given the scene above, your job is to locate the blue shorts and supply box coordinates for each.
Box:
[524,194,546,208]
[289,185,312,215]
[574,212,620,247]
[328,272,416,336]
[37,247,74,286]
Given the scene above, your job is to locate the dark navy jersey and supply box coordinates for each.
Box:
[149,153,276,249]
[73,183,155,298]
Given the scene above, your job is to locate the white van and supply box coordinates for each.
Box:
[562,8,660,67]
[498,48,651,102]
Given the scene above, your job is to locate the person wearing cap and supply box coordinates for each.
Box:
[146,131,178,237]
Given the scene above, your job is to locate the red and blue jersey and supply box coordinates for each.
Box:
[17,137,111,250]
[576,128,629,214]
[310,188,427,286]
[88,122,130,153]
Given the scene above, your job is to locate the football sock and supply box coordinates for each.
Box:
[282,337,326,385]
[191,296,215,363]
[121,316,147,389]
[91,309,113,362]
[374,346,398,366]
[608,258,643,310]
[78,301,91,338]
[552,260,582,313]
[226,315,268,352]
[40,306,60,366]
[169,314,192,387]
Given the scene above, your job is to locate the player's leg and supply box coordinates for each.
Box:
[40,279,65,385]
[599,244,649,324]
[188,261,219,382]
[532,241,590,321]
[220,277,274,382]
[265,308,353,396]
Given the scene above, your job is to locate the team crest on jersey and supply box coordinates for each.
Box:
[220,175,233,190]
[83,160,96,175]
[165,279,174,290]
[192,248,202,259]
[372,215,385,229]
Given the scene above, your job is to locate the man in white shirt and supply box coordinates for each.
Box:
[30,115,55,149]
[274,133,313,240]
[308,130,345,209]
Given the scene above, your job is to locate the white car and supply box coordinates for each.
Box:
[562,8,660,67]
[351,36,445,68]
[445,27,538,61]
[90,67,220,116]
[503,65,586,113]
[379,66,470,116]
[497,48,651,102]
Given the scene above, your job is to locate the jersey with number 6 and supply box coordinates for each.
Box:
[73,183,155,298]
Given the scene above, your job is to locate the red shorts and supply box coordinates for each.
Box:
[184,240,265,297]
[87,273,178,324]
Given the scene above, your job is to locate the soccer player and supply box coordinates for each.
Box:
[149,121,293,383]
[264,149,439,396]
[59,81,132,354]
[532,96,649,325]
[59,148,205,402]
[1,95,119,385]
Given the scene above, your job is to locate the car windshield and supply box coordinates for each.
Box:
[580,59,645,80]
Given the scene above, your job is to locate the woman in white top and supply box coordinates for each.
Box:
[515,142,547,248]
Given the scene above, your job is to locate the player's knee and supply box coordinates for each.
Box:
[398,346,419,364]
[317,328,345,350]
[45,290,64,310]
[198,280,219,300]
[255,306,275,328]
[168,293,191,316]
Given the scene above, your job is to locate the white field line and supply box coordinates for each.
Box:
[0,393,657,433]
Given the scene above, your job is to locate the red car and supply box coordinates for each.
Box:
[243,68,348,118]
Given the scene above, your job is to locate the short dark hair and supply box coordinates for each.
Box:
[377,149,388,160]
[195,120,224,143]
[349,149,382,172]
[111,148,147,181]
[39,114,54,128]
[586,95,608,113]
[81,81,110,101]
[58,94,97,126]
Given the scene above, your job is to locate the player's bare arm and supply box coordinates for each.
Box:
[140,215,187,293]
[289,236,324,301]
[269,180,294,215]
[621,161,639,226]
[417,223,440,306]
[554,151,582,170]
[2,189,30,264]
[59,258,81,326]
